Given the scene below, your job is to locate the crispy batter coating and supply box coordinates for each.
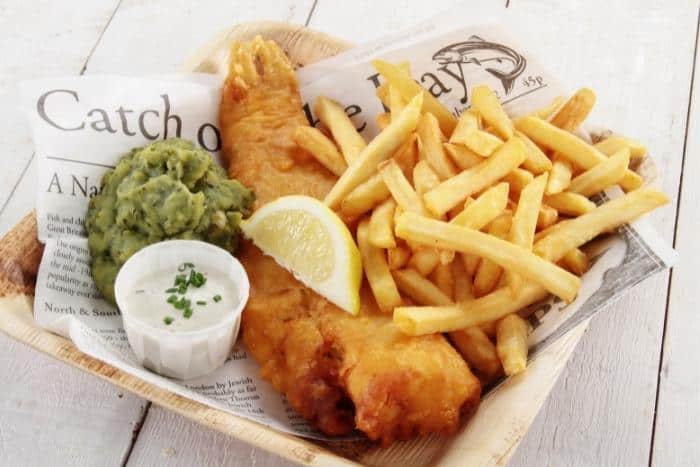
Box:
[220,36,335,206]
[220,36,480,445]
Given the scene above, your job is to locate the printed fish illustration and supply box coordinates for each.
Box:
[432,35,526,97]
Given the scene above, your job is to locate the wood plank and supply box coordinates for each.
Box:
[307,0,483,42]
[651,11,700,466]
[0,2,153,466]
[85,0,314,74]
[127,406,295,466]
[0,334,148,465]
[0,0,121,232]
[0,156,36,235]
[504,1,697,466]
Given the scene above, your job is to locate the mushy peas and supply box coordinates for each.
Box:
[86,138,254,304]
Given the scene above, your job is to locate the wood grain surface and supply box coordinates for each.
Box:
[0,1,697,466]
[652,9,700,464]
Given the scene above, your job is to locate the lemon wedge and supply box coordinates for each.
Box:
[240,195,362,315]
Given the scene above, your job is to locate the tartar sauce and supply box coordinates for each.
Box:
[125,262,238,332]
[114,239,249,380]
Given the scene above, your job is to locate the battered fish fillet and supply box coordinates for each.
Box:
[220,36,481,445]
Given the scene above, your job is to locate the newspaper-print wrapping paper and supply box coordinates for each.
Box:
[18,24,676,439]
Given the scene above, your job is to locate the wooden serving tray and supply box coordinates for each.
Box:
[0,23,588,466]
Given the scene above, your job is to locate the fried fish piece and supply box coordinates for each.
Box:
[220,36,335,206]
[220,36,480,445]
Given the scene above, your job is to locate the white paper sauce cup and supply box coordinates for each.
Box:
[114,240,249,380]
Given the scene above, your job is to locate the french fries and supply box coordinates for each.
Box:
[534,218,571,243]
[309,75,666,380]
[388,85,406,121]
[376,112,391,130]
[474,213,512,297]
[376,83,390,109]
[314,96,367,164]
[372,59,457,134]
[515,115,642,191]
[471,85,514,139]
[503,168,534,199]
[393,268,452,305]
[510,174,548,250]
[544,192,597,216]
[595,135,646,160]
[450,111,504,157]
[324,92,422,209]
[392,132,419,175]
[546,157,573,194]
[507,174,548,293]
[417,113,457,179]
[368,198,396,248]
[394,282,548,335]
[542,89,596,196]
[443,142,483,170]
[559,248,589,275]
[407,247,441,276]
[395,212,581,302]
[549,88,596,132]
[424,138,526,216]
[430,262,455,299]
[537,204,559,230]
[387,244,411,270]
[534,188,669,261]
[567,148,630,196]
[379,159,429,215]
[340,173,390,217]
[517,130,552,174]
[479,320,498,339]
[449,327,502,377]
[452,259,474,301]
[496,314,529,376]
[533,95,565,120]
[451,183,510,229]
[453,187,509,282]
[357,219,401,312]
[293,126,348,176]
[461,253,481,277]
[413,160,442,197]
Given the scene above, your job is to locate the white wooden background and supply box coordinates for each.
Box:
[0,1,697,465]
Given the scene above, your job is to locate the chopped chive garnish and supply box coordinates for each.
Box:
[194,272,206,287]
[167,263,210,312]
[163,316,174,325]
[174,274,187,286]
[213,294,222,303]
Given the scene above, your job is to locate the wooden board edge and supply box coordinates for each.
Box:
[0,294,359,467]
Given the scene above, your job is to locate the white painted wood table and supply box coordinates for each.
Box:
[0,1,697,465]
